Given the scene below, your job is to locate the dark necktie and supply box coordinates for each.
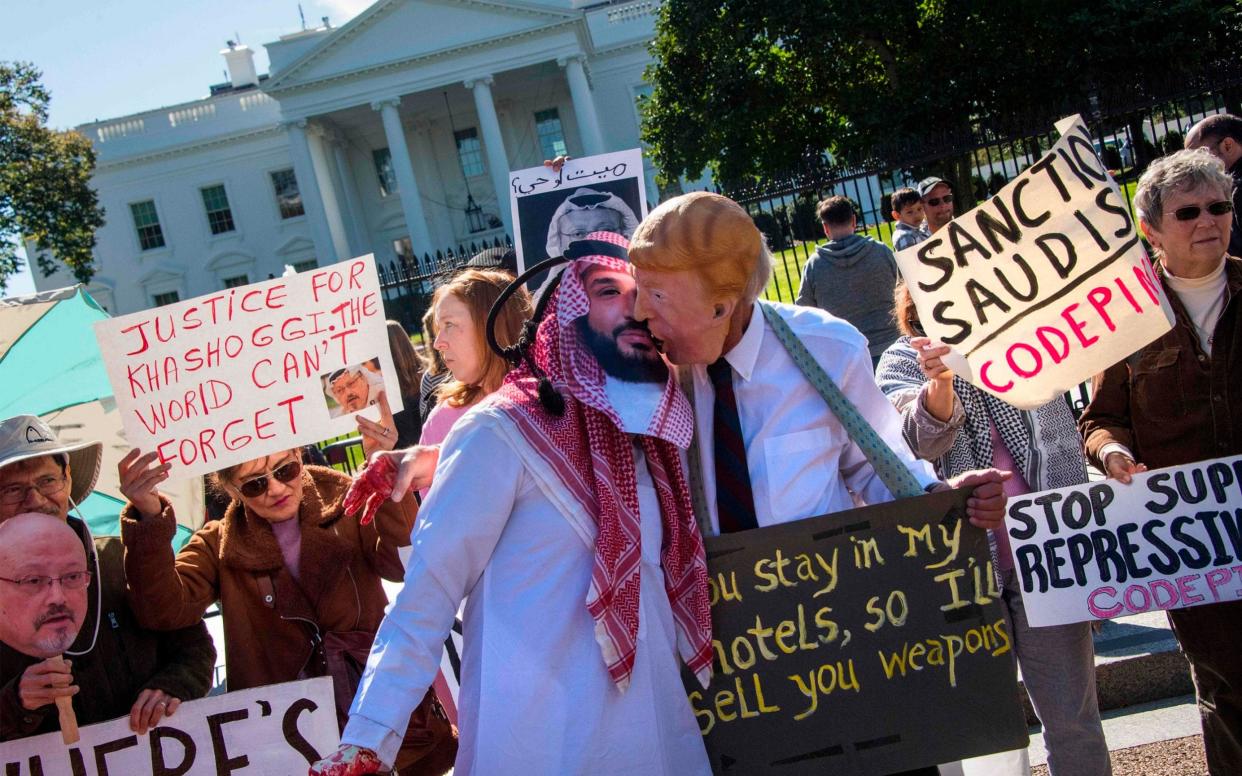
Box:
[708,357,758,533]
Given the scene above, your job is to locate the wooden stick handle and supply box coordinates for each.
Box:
[50,656,79,744]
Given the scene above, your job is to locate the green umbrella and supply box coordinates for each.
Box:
[0,286,198,546]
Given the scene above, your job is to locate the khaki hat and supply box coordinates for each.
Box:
[0,415,102,506]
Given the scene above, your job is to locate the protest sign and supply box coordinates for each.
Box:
[685,489,1028,775]
[894,115,1175,410]
[1006,454,1242,628]
[509,148,648,273]
[93,256,398,477]
[0,678,338,776]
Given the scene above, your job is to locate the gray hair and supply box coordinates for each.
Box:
[1134,148,1233,227]
[742,241,776,303]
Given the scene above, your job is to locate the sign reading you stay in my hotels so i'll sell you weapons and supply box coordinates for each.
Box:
[683,487,1029,775]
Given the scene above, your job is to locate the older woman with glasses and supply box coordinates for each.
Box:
[1079,147,1240,775]
[115,448,456,774]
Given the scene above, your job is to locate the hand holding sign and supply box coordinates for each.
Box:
[18,657,77,712]
[129,687,180,736]
[356,391,397,457]
[117,448,169,520]
[946,468,1013,529]
[1103,451,1148,484]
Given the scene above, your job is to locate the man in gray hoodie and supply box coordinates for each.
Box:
[796,195,902,368]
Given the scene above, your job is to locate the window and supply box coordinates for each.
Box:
[373,148,398,197]
[535,109,568,160]
[200,185,236,234]
[222,274,249,288]
[270,169,305,219]
[292,259,318,273]
[152,291,180,307]
[454,128,484,177]
[130,200,165,250]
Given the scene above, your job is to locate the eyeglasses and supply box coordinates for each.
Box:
[925,194,954,207]
[0,571,92,595]
[0,474,68,506]
[237,460,302,499]
[1169,200,1233,222]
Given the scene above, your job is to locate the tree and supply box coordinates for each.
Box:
[0,62,103,292]
[641,0,1242,190]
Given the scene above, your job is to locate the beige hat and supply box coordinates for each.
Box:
[0,415,102,506]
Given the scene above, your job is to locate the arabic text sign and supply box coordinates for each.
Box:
[1007,455,1242,627]
[895,115,1174,410]
[0,678,338,776]
[94,256,399,477]
[686,489,1028,775]
[509,148,648,273]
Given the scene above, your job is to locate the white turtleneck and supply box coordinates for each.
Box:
[1164,257,1228,355]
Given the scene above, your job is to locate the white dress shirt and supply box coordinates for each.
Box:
[344,405,711,775]
[689,302,938,535]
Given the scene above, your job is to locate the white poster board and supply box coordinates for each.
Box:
[895,115,1175,410]
[509,148,649,273]
[93,256,398,477]
[1005,455,1242,627]
[0,678,338,776]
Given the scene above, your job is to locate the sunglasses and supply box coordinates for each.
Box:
[925,194,954,207]
[1170,200,1233,222]
[237,460,302,498]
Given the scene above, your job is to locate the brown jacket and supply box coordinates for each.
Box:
[1080,255,1242,471]
[2,519,216,741]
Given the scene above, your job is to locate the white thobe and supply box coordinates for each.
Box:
[689,302,939,533]
[344,402,711,775]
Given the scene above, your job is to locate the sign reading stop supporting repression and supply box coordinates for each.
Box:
[895,115,1175,410]
[685,488,1029,775]
[1006,455,1242,627]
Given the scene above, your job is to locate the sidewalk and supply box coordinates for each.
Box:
[1030,695,1204,775]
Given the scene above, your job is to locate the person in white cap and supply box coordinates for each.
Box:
[327,364,387,416]
[0,415,216,741]
[544,187,641,259]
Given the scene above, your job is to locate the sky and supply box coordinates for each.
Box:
[3,0,374,298]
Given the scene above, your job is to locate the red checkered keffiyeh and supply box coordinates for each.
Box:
[489,231,713,692]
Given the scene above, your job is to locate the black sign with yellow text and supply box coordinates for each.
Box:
[685,488,1029,774]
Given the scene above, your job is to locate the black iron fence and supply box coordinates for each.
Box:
[377,235,515,334]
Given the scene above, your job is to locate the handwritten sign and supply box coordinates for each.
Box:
[509,148,648,273]
[0,678,338,776]
[686,489,1028,775]
[1006,455,1242,627]
[895,115,1175,410]
[93,256,398,477]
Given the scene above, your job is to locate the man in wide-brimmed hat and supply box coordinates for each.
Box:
[0,415,216,741]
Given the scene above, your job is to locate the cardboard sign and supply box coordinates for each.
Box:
[1006,455,1242,627]
[0,678,338,776]
[686,489,1028,775]
[895,115,1175,410]
[93,257,399,477]
[509,149,648,273]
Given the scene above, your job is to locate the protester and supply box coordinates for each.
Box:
[354,321,424,456]
[417,307,450,425]
[310,233,714,775]
[1079,147,1240,775]
[796,194,902,367]
[876,283,1111,776]
[0,415,215,740]
[890,186,930,251]
[1185,113,1242,257]
[919,177,956,234]
[116,448,454,774]
[463,246,518,276]
[627,192,1010,776]
[418,268,531,453]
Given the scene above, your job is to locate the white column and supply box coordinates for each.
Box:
[559,55,605,157]
[328,136,368,257]
[372,98,434,265]
[464,75,513,234]
[283,119,337,265]
[306,123,352,261]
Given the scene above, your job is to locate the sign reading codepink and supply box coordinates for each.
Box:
[93,256,400,478]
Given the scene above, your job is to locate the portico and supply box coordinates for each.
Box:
[262,0,608,265]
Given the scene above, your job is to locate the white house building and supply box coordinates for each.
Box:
[35,0,671,315]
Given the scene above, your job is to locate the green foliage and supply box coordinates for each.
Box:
[0,62,103,292]
[642,0,1242,186]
